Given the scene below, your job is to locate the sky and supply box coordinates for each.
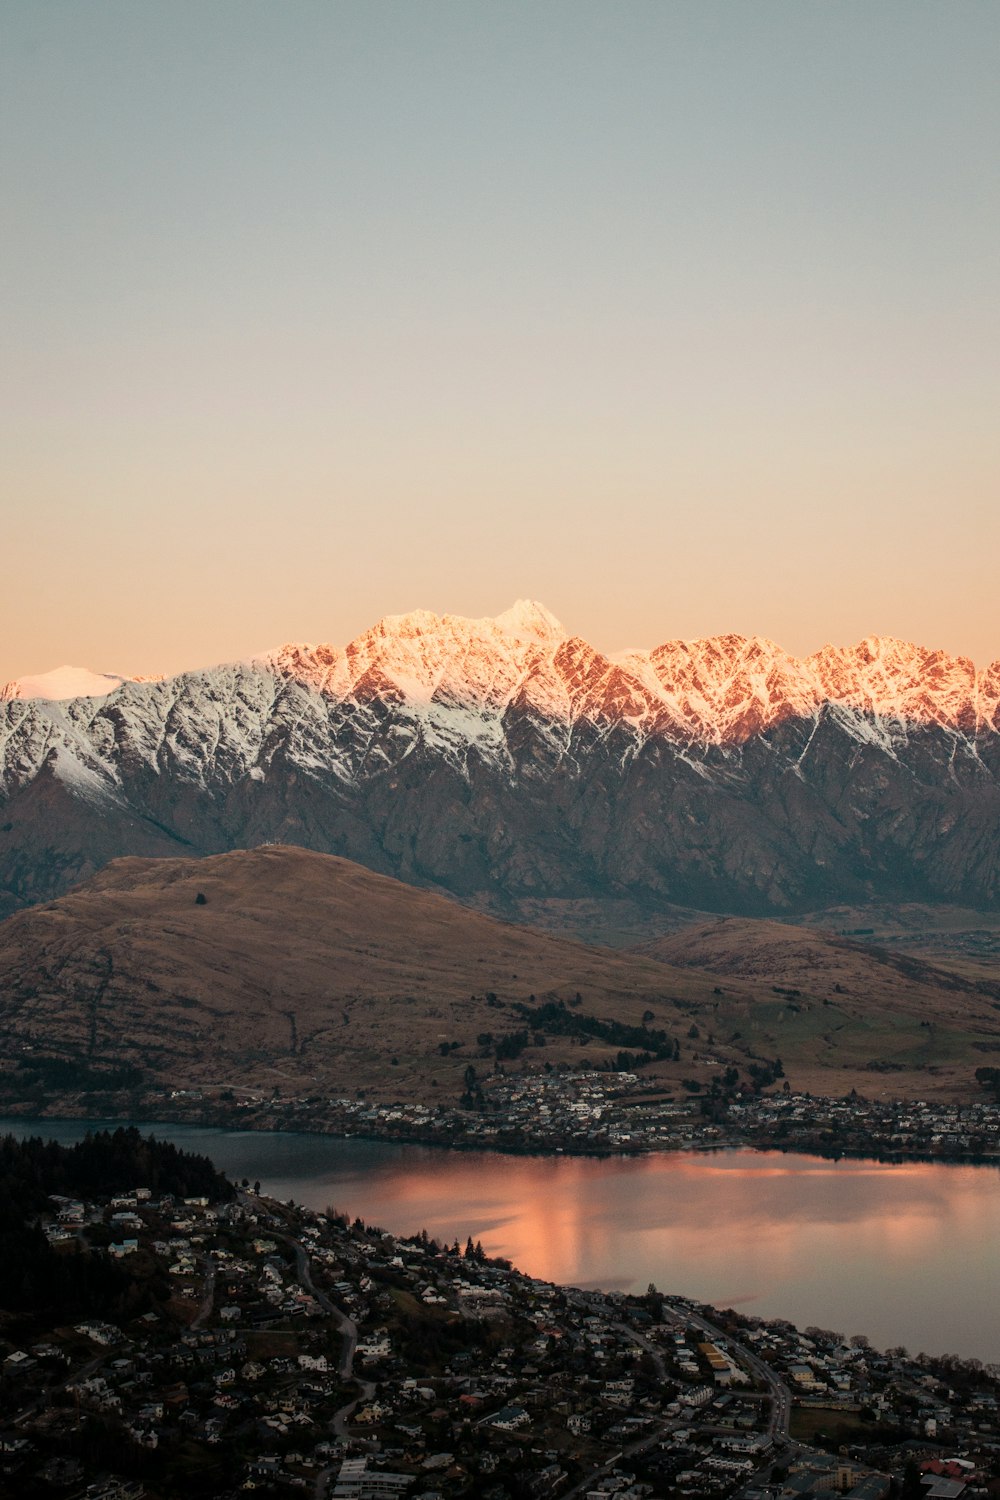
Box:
[2,1,998,682]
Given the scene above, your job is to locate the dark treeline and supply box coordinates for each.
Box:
[0,1128,232,1320]
[513,998,678,1060]
[0,1217,131,1320]
[0,1127,233,1213]
[14,1054,146,1093]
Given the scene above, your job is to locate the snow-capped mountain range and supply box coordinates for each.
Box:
[6,599,1000,736]
[2,601,999,917]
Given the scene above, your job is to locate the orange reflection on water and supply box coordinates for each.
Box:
[334,1147,1000,1358]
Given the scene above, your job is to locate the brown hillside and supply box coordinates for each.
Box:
[2,848,999,1109]
[0,845,732,1104]
[643,917,1000,1097]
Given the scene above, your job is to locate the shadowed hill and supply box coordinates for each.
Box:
[643,917,1000,1098]
[2,847,1000,1108]
[645,917,1000,1002]
[0,845,729,1103]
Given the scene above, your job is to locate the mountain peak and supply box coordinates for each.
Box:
[7,613,998,742]
[0,665,132,702]
[3,614,1000,919]
[492,599,566,642]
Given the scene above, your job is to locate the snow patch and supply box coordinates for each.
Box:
[493,599,566,642]
[1,666,131,702]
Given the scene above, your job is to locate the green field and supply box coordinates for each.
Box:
[789,1405,877,1443]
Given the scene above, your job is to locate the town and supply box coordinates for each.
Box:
[2,1134,999,1500]
[145,1069,1000,1165]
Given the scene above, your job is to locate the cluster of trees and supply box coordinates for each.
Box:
[512,997,679,1061]
[747,1056,785,1090]
[464,995,688,1069]
[974,1065,1000,1095]
[13,1054,146,1094]
[391,1304,506,1374]
[0,1127,233,1207]
[598,1049,661,1072]
[0,1213,134,1319]
[494,1030,530,1060]
[459,992,706,1075]
[913,1348,1000,1390]
[0,1129,229,1321]
[459,1064,486,1110]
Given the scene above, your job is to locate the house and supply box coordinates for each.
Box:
[332,1456,414,1497]
[488,1405,530,1431]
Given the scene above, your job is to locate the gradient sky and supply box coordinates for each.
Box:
[2,1,998,682]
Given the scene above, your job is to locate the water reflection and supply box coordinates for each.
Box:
[4,1119,997,1363]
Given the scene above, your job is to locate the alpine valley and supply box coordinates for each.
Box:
[2,600,999,926]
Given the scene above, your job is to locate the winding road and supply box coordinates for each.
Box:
[279,1233,376,1499]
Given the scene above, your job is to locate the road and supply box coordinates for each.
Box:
[279,1233,375,1499]
[684,1306,792,1439]
[565,1302,795,1500]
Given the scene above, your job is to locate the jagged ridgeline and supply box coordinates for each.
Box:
[2,601,1000,918]
[0,1129,232,1319]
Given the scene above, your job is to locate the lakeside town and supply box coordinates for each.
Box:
[3,1135,1000,1500]
[52,1068,1000,1166]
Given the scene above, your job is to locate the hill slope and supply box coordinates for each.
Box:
[2,847,1000,1109]
[644,918,1000,1097]
[0,845,728,1104]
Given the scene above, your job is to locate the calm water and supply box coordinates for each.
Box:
[5,1118,998,1364]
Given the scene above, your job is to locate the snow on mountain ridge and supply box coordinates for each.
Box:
[258,601,568,717]
[493,599,566,641]
[6,609,1000,749]
[4,607,1000,919]
[0,665,163,702]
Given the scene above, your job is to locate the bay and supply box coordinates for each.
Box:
[3,1117,997,1364]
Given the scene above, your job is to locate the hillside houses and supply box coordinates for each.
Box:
[2,1165,1000,1498]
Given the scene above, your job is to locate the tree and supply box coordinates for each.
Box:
[901,1458,922,1500]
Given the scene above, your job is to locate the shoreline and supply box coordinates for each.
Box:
[3,1091,1000,1171]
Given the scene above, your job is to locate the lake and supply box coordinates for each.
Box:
[4,1117,998,1364]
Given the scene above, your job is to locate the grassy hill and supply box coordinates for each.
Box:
[1,846,999,1109]
[643,917,1000,1099]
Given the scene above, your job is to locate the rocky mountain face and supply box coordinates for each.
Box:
[2,601,999,918]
